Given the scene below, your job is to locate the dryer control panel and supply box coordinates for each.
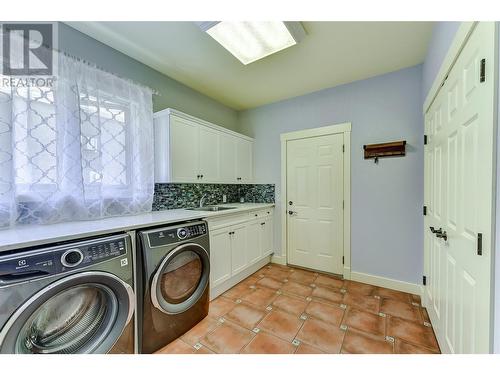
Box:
[146,222,208,248]
[0,234,129,285]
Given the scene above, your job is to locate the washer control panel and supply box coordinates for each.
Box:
[0,235,129,285]
[147,222,208,247]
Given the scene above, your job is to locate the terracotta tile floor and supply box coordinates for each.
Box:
[155,263,441,354]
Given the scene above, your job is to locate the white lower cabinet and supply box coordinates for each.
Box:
[209,227,232,287]
[261,216,273,257]
[246,220,262,265]
[208,208,274,299]
[229,223,248,274]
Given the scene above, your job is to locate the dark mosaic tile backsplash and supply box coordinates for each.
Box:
[152,183,275,211]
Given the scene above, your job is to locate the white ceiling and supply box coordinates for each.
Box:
[66,21,433,110]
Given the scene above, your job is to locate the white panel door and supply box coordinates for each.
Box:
[219,133,237,183]
[230,224,248,275]
[170,116,199,182]
[287,133,344,274]
[423,22,495,353]
[246,220,262,265]
[209,227,232,287]
[198,126,220,182]
[236,138,253,183]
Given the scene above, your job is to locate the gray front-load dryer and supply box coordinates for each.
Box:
[137,221,210,354]
[0,233,135,354]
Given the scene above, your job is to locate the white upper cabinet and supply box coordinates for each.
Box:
[198,125,220,182]
[219,133,237,183]
[154,109,253,184]
[169,116,199,182]
[236,138,253,183]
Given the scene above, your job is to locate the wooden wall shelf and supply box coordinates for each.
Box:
[363,141,406,162]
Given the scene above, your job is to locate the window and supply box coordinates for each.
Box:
[0,53,154,228]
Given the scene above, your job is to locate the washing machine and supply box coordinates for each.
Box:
[0,233,135,354]
[137,221,210,354]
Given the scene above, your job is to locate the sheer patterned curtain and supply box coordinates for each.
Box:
[0,53,155,228]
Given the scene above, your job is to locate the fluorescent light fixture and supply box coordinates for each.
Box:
[197,21,305,65]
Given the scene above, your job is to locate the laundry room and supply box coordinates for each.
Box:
[1,1,500,374]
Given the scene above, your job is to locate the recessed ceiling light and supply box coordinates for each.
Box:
[197,21,305,65]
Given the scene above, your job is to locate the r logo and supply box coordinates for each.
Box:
[2,23,53,75]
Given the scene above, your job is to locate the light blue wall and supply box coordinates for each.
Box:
[238,65,424,284]
[58,23,239,131]
[421,22,460,104]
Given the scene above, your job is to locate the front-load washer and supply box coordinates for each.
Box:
[137,221,210,353]
[0,233,135,354]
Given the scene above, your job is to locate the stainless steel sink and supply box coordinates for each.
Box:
[186,206,237,212]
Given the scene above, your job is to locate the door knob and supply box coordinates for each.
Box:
[288,210,297,215]
[288,201,293,205]
[436,231,448,241]
[430,227,442,235]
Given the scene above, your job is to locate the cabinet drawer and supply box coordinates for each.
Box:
[206,212,249,230]
[248,209,273,220]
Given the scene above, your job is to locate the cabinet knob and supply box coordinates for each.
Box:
[200,174,204,178]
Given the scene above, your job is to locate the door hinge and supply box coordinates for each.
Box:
[342,144,345,153]
[441,74,448,87]
[424,135,428,145]
[423,206,427,216]
[423,276,427,286]
[477,233,483,256]
[342,256,344,265]
[480,58,486,83]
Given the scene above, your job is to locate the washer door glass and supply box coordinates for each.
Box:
[0,271,133,354]
[16,284,116,354]
[153,244,209,314]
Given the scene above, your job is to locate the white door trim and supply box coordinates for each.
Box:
[280,123,351,279]
[423,22,476,113]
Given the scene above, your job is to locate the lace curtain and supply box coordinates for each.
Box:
[0,53,155,228]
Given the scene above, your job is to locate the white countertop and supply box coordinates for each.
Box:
[0,203,275,253]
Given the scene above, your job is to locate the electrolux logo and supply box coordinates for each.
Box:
[0,22,57,87]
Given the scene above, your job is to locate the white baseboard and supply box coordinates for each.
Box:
[210,256,271,300]
[270,253,286,265]
[350,271,421,295]
[343,266,351,280]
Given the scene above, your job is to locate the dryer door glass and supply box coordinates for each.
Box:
[15,284,116,354]
[160,250,202,304]
[153,243,209,314]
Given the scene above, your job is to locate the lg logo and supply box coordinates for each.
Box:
[1,23,54,76]
[18,259,27,266]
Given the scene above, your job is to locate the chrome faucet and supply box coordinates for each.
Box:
[199,194,208,208]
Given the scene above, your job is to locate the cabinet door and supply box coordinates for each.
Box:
[219,133,237,183]
[198,126,220,182]
[209,227,232,287]
[170,116,199,182]
[236,138,253,183]
[261,216,274,257]
[246,220,262,265]
[230,223,248,275]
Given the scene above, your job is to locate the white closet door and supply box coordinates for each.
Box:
[423,22,495,354]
